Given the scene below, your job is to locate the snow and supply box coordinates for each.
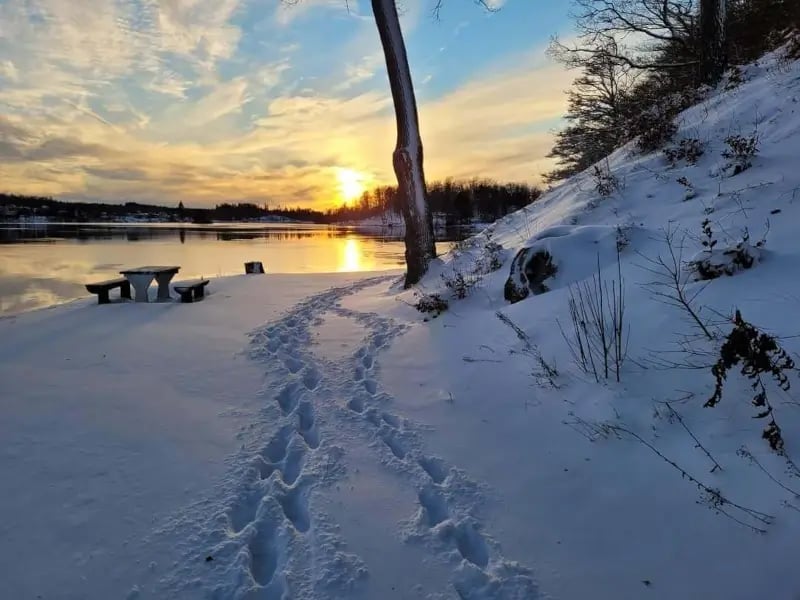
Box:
[4,47,800,599]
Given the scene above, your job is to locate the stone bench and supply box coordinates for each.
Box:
[173,279,210,303]
[85,278,132,305]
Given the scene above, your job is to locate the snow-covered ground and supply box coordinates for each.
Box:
[4,48,800,599]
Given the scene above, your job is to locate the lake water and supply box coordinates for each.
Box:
[0,223,461,315]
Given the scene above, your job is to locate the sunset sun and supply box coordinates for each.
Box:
[336,168,366,203]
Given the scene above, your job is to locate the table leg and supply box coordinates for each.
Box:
[155,272,177,301]
[126,274,154,303]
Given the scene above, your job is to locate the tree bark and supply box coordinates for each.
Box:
[699,0,727,84]
[371,0,436,287]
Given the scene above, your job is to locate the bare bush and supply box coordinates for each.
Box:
[482,240,505,272]
[592,163,620,198]
[639,227,715,341]
[414,292,448,318]
[677,176,697,200]
[690,219,766,280]
[440,270,476,300]
[664,138,705,166]
[724,66,747,90]
[558,253,628,382]
[634,103,679,153]
[722,133,760,175]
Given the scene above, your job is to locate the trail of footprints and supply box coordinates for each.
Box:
[229,285,367,594]
[229,278,536,597]
[331,306,496,573]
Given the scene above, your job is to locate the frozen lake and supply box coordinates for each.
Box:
[0,222,460,314]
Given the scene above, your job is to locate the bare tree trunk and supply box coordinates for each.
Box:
[371,0,436,287]
[699,0,727,83]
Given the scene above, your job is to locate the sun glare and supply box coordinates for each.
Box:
[340,238,362,272]
[337,168,365,203]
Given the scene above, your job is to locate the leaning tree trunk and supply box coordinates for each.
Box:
[699,0,727,84]
[372,0,436,286]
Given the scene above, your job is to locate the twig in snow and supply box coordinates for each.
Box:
[637,226,715,341]
[738,446,800,498]
[783,501,800,514]
[665,402,723,473]
[462,356,503,364]
[497,312,560,388]
[607,423,773,533]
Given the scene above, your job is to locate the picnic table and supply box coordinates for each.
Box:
[120,266,180,303]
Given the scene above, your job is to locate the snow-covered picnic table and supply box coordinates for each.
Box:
[120,265,180,302]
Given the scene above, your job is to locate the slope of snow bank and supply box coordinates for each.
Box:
[381,46,800,598]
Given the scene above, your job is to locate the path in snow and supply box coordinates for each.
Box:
[172,276,540,599]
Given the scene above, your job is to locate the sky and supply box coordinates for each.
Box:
[0,0,575,209]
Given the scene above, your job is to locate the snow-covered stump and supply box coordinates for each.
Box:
[372,0,436,286]
[504,247,557,303]
[245,261,264,274]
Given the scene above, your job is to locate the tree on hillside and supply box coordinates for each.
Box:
[371,0,436,286]
[545,43,637,181]
[552,0,729,84]
[699,0,726,83]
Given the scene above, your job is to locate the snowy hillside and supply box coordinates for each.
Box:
[3,48,800,600]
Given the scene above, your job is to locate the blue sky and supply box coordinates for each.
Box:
[0,0,574,208]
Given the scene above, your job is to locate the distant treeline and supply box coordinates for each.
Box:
[0,193,198,221]
[326,179,542,224]
[1,179,542,225]
[0,193,318,223]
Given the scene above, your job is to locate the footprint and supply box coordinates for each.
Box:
[381,412,400,428]
[364,408,381,427]
[276,382,302,414]
[229,489,262,533]
[296,401,320,449]
[362,354,374,369]
[363,379,378,396]
[278,483,311,533]
[346,397,365,414]
[372,333,386,348]
[419,486,449,527]
[302,367,322,391]
[379,427,406,460]
[418,456,448,484]
[355,347,367,359]
[353,366,365,382]
[282,441,306,486]
[283,355,305,374]
[249,519,280,586]
[261,425,294,463]
[454,522,490,568]
[256,456,277,480]
[266,338,281,353]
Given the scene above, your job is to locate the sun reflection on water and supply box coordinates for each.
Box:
[339,238,362,272]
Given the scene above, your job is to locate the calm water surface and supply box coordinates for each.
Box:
[0,223,461,315]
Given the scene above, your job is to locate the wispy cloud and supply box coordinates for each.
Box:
[0,0,571,207]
